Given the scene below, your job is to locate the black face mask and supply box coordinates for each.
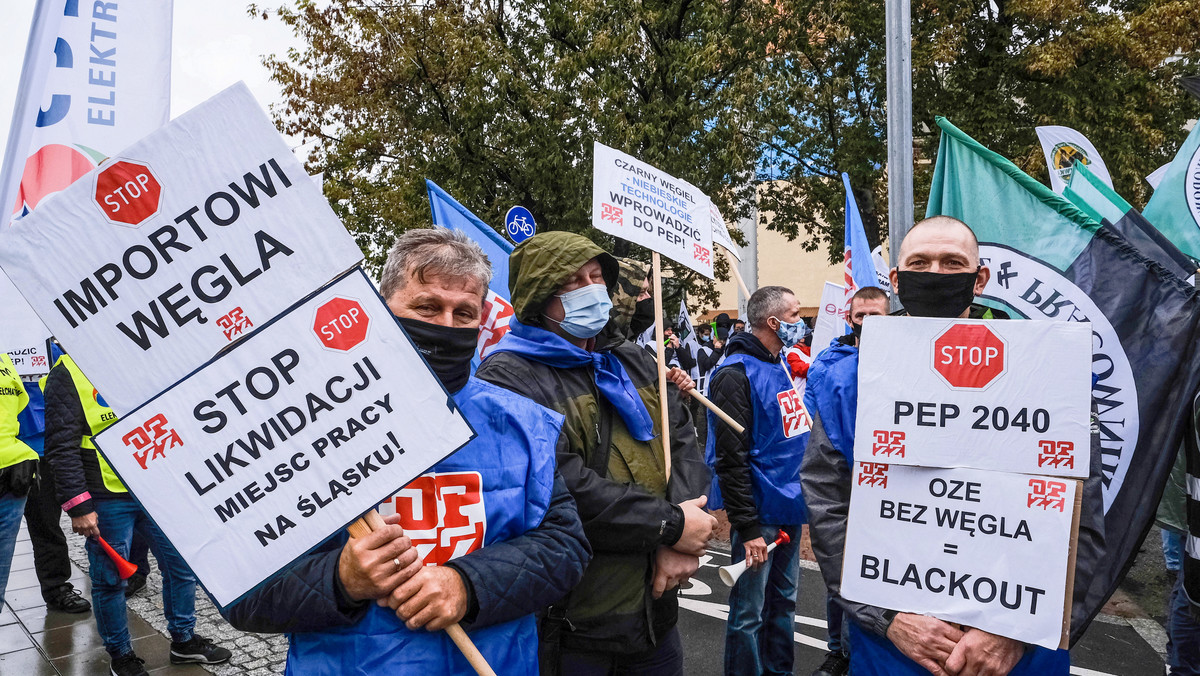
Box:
[397,317,477,393]
[896,269,980,318]
[629,298,655,337]
[851,321,864,341]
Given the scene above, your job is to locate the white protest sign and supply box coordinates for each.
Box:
[93,270,475,607]
[0,271,51,378]
[592,142,713,278]
[811,282,845,356]
[0,82,364,415]
[841,463,1078,649]
[855,317,1091,478]
[709,201,740,260]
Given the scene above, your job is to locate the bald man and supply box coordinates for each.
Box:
[802,217,1101,676]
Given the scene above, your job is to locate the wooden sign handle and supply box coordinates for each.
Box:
[348,510,498,676]
[652,253,673,481]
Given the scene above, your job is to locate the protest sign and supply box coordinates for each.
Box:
[0,271,51,377]
[811,282,845,355]
[710,201,740,260]
[841,463,1079,649]
[93,269,475,607]
[591,142,713,278]
[0,82,364,415]
[855,317,1091,478]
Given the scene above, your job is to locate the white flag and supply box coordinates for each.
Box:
[674,297,701,379]
[1035,125,1112,194]
[0,0,173,376]
[1146,163,1170,191]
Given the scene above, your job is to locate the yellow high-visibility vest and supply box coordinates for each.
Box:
[41,355,124,493]
[0,353,37,471]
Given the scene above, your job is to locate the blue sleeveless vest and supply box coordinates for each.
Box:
[286,378,560,675]
[704,352,809,525]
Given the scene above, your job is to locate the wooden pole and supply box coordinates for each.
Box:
[720,246,751,300]
[688,389,745,435]
[347,510,497,676]
[651,252,672,480]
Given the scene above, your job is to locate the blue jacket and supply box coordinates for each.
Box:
[705,345,808,528]
[801,338,1069,675]
[223,378,590,674]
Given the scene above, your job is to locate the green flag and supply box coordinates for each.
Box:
[1143,122,1200,260]
[926,116,1200,646]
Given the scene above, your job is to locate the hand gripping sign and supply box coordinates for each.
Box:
[841,463,1080,649]
[855,316,1092,478]
[0,82,364,415]
[93,269,475,607]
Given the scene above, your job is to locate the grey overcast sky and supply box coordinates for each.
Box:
[0,1,300,163]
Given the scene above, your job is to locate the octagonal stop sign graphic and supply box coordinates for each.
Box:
[94,160,162,227]
[313,297,370,351]
[932,323,1006,389]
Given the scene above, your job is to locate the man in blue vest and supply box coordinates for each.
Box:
[705,285,810,676]
[224,227,590,674]
[0,352,39,618]
[802,216,1102,676]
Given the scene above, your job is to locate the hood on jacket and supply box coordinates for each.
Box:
[724,330,778,363]
[596,256,651,350]
[508,231,619,325]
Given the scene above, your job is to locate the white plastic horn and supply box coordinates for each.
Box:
[718,530,792,587]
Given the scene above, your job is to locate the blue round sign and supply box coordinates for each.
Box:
[505,206,536,244]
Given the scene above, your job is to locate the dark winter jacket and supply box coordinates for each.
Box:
[42,360,122,515]
[705,332,776,541]
[476,233,710,653]
[223,471,584,635]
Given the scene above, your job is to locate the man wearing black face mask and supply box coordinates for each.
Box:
[223,228,590,675]
[802,217,1084,676]
[477,231,714,675]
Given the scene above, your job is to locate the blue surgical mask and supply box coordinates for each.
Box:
[549,284,613,339]
[771,316,806,348]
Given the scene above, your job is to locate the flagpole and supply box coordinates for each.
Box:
[886,0,913,309]
[720,246,751,299]
[651,253,673,480]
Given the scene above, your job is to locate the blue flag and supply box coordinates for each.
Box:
[424,180,515,361]
[842,173,882,324]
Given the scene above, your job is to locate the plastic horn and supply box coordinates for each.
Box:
[718,530,792,587]
[95,536,139,580]
[347,510,498,676]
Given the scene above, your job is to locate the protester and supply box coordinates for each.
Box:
[0,353,39,618]
[17,373,91,614]
[803,285,888,676]
[1157,449,1200,673]
[224,228,590,674]
[802,216,1103,676]
[733,319,746,334]
[477,230,715,675]
[43,351,232,676]
[705,286,809,676]
[696,335,725,394]
[699,323,715,346]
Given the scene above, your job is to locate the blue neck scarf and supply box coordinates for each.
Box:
[489,319,656,442]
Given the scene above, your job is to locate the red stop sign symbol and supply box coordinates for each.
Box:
[313,297,370,351]
[94,160,162,227]
[932,323,1006,389]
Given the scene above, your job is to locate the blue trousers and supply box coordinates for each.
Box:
[1169,566,1200,674]
[88,497,196,657]
[725,525,801,676]
[0,493,28,615]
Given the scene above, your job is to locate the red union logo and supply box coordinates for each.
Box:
[776,389,811,438]
[94,160,162,227]
[1027,478,1067,511]
[871,430,905,457]
[121,413,183,469]
[217,307,253,341]
[389,471,486,565]
[313,296,370,351]
[932,323,1007,389]
[858,462,889,488]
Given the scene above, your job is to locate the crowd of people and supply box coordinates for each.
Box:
[0,215,1183,675]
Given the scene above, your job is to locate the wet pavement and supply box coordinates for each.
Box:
[1,516,1173,675]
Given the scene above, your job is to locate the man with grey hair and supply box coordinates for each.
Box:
[704,285,811,675]
[225,227,590,674]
